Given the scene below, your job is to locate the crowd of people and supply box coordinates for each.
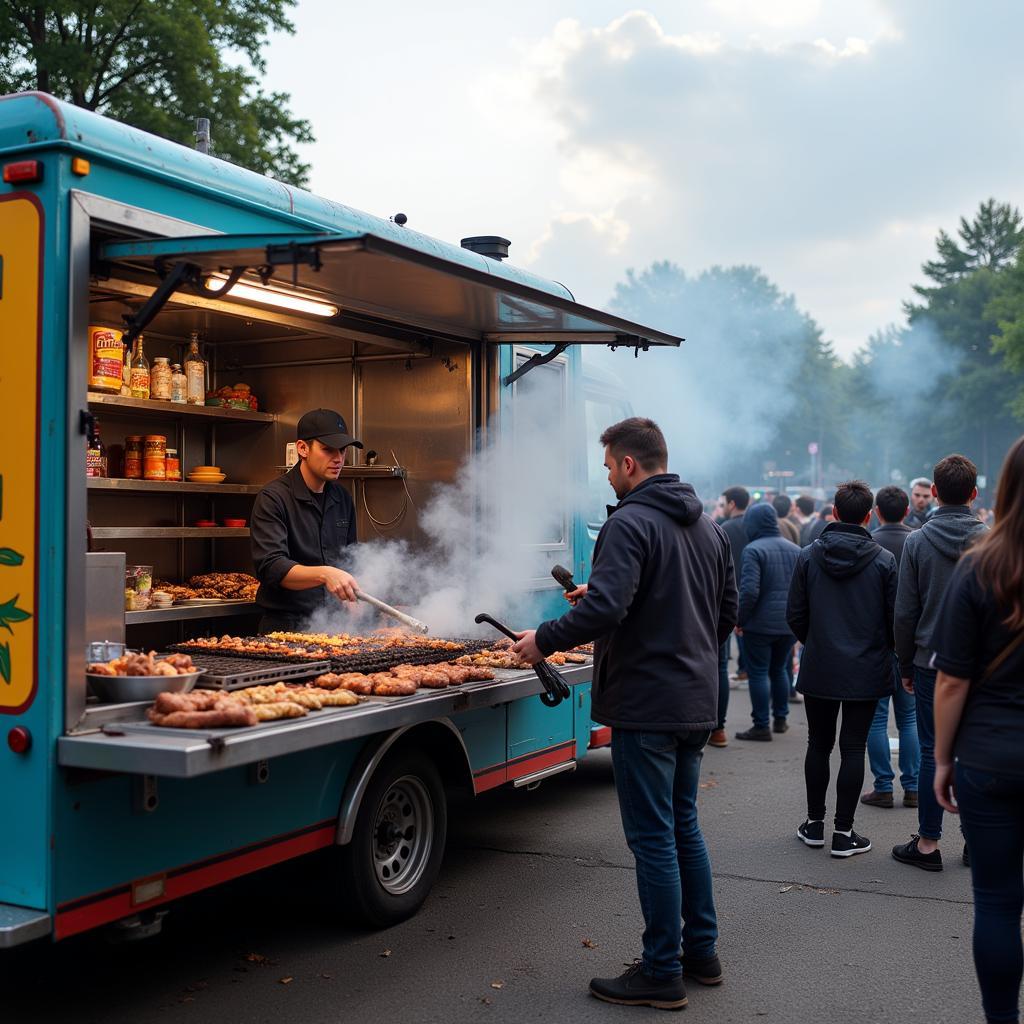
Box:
[511,418,1022,1021]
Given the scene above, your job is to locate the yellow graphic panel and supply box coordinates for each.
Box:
[0,196,40,713]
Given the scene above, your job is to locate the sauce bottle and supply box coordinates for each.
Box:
[85,420,108,478]
[129,334,151,400]
[184,332,207,405]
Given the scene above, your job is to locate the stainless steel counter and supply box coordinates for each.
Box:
[57,664,592,779]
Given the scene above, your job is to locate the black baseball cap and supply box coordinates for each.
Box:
[297,409,363,450]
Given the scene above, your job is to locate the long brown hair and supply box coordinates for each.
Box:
[972,436,1024,632]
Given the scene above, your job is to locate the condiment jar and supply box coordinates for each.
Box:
[143,435,167,480]
[151,357,172,400]
[88,326,125,393]
[124,436,143,479]
[165,448,181,481]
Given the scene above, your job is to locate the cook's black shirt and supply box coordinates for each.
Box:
[250,464,357,620]
[932,556,1024,779]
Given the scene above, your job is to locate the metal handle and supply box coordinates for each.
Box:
[356,590,429,634]
[551,564,576,592]
[474,612,569,707]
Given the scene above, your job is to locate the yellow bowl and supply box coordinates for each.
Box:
[190,465,221,473]
[187,473,226,483]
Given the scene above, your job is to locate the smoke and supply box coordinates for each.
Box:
[303,379,586,637]
[587,262,816,490]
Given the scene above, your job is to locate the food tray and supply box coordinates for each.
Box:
[187,654,331,690]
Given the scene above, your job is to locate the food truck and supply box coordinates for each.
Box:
[0,91,680,948]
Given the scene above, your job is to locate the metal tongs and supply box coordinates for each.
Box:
[474,613,571,708]
[356,590,429,634]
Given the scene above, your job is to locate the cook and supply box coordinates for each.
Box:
[251,408,362,633]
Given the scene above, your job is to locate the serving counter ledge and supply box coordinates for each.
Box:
[58,664,592,778]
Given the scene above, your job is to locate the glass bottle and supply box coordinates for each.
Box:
[151,356,172,400]
[170,363,187,404]
[184,332,208,406]
[129,333,151,400]
[85,419,108,478]
[120,337,133,396]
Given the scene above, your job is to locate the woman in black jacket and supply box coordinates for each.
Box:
[787,481,898,858]
[932,437,1024,1024]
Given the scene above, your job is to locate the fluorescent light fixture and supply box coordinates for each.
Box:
[204,273,339,318]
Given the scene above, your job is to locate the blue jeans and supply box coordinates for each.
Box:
[914,666,943,840]
[867,678,920,793]
[717,637,730,729]
[611,728,718,980]
[743,632,792,728]
[957,763,1024,1024]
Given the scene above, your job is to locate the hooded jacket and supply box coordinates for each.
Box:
[894,505,988,671]
[872,522,911,566]
[786,522,898,700]
[738,503,800,636]
[535,474,738,731]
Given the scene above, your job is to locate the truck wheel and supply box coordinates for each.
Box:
[337,750,447,927]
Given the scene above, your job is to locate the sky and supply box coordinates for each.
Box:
[261,1,1024,358]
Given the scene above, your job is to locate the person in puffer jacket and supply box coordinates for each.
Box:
[735,503,800,741]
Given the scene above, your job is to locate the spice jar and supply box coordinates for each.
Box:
[143,435,167,480]
[151,357,172,400]
[124,436,143,479]
[165,448,181,481]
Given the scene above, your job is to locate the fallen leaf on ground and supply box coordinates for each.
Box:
[279,977,294,985]
[380,949,393,958]
[699,779,719,789]
[320,972,333,979]
[490,981,504,989]
[779,885,794,893]
[245,952,271,965]
[582,938,598,949]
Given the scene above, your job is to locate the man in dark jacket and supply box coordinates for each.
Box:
[513,417,737,1010]
[735,503,800,741]
[800,505,832,546]
[861,485,919,809]
[711,486,750,746]
[904,477,934,529]
[787,481,898,858]
[892,455,986,871]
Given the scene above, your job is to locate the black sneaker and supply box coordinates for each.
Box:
[735,726,772,741]
[589,962,687,1010]
[891,835,943,872]
[680,953,723,986]
[797,819,825,847]
[773,717,789,734]
[831,830,872,857]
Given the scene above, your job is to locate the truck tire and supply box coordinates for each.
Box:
[336,749,447,928]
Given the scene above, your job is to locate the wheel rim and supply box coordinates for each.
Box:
[372,774,434,896]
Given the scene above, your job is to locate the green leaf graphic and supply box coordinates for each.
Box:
[0,595,31,634]
[0,548,24,566]
[0,643,9,684]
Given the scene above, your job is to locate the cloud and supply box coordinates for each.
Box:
[514,2,1024,353]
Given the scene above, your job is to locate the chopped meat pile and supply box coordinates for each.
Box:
[88,651,196,677]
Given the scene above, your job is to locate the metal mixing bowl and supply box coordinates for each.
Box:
[86,668,204,704]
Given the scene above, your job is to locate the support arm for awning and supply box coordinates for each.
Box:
[503,342,571,386]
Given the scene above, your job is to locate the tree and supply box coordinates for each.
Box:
[988,252,1024,419]
[0,1,314,186]
[917,199,1024,287]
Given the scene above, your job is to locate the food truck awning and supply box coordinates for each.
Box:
[100,231,682,350]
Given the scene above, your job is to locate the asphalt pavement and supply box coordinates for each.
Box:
[3,684,980,1023]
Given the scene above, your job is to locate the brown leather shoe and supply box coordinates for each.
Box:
[860,789,894,808]
[708,729,728,748]
[903,791,918,808]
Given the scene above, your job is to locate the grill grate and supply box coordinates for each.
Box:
[184,654,331,690]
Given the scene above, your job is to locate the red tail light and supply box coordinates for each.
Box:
[7,727,32,754]
[3,160,43,184]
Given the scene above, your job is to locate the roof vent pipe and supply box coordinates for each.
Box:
[195,117,211,154]
[460,236,511,261]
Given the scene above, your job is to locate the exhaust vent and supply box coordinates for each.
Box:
[460,236,511,261]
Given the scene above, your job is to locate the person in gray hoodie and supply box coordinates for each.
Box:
[892,454,987,872]
[735,503,800,741]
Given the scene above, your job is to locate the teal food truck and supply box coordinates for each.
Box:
[0,92,679,948]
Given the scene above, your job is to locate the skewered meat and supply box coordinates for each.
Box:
[370,674,417,696]
[252,701,307,721]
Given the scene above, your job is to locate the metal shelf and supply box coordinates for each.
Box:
[125,601,258,625]
[88,478,263,496]
[90,527,250,539]
[87,393,274,424]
